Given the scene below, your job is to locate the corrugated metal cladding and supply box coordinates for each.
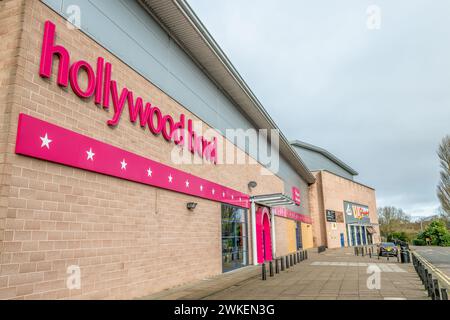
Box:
[293,146,355,180]
[41,0,310,213]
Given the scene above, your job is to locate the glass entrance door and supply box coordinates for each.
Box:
[221,204,248,272]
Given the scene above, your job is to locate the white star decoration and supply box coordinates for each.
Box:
[185,180,189,188]
[231,195,234,200]
[222,192,225,198]
[86,148,95,161]
[168,174,173,183]
[120,159,127,170]
[147,168,152,177]
[40,133,52,149]
[212,189,215,195]
[200,185,203,191]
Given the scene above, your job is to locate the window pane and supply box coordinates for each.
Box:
[221,204,248,272]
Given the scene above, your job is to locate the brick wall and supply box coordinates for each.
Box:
[311,170,379,249]
[308,171,327,247]
[0,0,285,299]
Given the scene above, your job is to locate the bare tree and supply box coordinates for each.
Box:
[378,206,410,237]
[437,135,450,215]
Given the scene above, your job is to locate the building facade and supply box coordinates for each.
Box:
[291,141,380,249]
[0,0,314,299]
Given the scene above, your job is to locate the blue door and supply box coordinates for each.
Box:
[340,233,345,247]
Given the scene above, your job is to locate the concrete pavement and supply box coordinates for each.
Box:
[140,247,429,300]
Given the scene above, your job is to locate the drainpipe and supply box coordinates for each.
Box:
[251,200,258,265]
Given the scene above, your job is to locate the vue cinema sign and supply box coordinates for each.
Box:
[39,20,217,164]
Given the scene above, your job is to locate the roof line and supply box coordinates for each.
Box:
[314,170,375,191]
[139,0,315,184]
[291,140,359,176]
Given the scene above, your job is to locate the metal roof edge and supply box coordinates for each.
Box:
[139,0,315,184]
[290,140,359,176]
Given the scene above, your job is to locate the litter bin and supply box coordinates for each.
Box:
[400,247,411,263]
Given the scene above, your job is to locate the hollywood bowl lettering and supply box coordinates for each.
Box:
[39,20,217,164]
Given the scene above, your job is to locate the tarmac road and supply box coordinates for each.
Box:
[411,246,450,280]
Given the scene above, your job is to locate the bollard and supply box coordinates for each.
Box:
[427,273,433,297]
[262,263,267,280]
[355,247,358,256]
[269,261,274,277]
[297,251,300,262]
[293,253,297,265]
[354,247,357,256]
[290,254,294,267]
[275,258,280,274]
[420,264,425,284]
[397,252,400,263]
[362,247,365,257]
[286,256,290,269]
[369,248,372,258]
[441,288,448,300]
[433,279,440,300]
[300,251,303,261]
[281,257,285,271]
[305,250,308,260]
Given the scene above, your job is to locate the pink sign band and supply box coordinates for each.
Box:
[272,207,312,224]
[15,114,249,208]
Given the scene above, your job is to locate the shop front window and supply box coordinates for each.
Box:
[222,204,248,272]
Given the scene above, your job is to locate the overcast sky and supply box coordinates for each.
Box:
[187,0,450,217]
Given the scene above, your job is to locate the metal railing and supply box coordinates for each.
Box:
[412,252,448,300]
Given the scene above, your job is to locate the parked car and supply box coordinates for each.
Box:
[377,242,398,257]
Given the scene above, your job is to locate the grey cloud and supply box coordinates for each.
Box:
[188,0,450,216]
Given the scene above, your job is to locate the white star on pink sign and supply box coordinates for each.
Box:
[40,133,52,149]
[86,148,95,161]
[120,159,127,170]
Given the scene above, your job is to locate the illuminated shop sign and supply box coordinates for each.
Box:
[39,20,217,164]
[15,114,249,208]
[272,207,312,224]
[291,187,301,205]
[344,201,370,223]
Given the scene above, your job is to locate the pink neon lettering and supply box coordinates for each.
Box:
[39,20,70,87]
[107,81,128,126]
[94,57,104,105]
[69,60,96,98]
[39,20,217,164]
[148,106,163,135]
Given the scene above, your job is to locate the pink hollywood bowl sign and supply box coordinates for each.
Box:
[15,114,249,208]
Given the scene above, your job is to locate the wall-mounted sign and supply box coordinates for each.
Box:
[326,210,336,222]
[272,207,312,224]
[292,187,301,205]
[39,20,217,164]
[344,201,370,223]
[15,114,249,208]
[335,211,344,223]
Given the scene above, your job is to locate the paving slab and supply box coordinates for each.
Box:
[139,247,429,300]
